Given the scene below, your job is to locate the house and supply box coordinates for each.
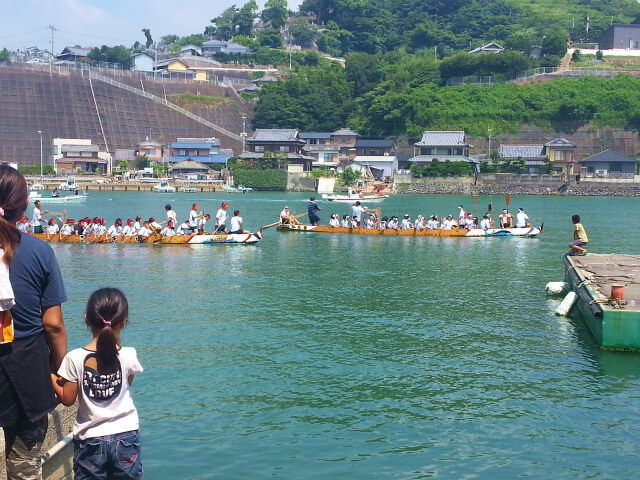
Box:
[178,44,202,56]
[598,24,640,50]
[239,129,315,171]
[154,55,221,81]
[254,75,278,87]
[202,40,252,57]
[529,45,543,59]
[350,155,398,179]
[56,46,91,62]
[579,150,638,180]
[544,138,578,176]
[301,129,360,167]
[355,139,396,156]
[131,53,154,72]
[237,84,261,93]
[53,140,107,174]
[468,42,504,54]
[170,160,210,177]
[498,145,547,174]
[410,131,478,172]
[136,137,163,161]
[330,128,359,163]
[170,138,228,165]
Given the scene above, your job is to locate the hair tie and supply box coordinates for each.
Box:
[0,207,4,217]
[103,319,112,326]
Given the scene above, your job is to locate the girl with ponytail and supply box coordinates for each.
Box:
[0,165,68,480]
[53,288,144,480]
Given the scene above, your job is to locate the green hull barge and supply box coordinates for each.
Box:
[564,254,640,350]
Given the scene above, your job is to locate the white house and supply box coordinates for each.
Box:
[348,155,398,179]
[131,53,154,72]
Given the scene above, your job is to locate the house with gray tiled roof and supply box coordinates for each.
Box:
[240,129,315,171]
[202,39,252,57]
[579,150,639,180]
[56,46,92,62]
[468,42,504,54]
[410,131,478,171]
[498,137,578,175]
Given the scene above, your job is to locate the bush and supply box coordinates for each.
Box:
[421,160,472,177]
[18,164,55,176]
[233,169,287,190]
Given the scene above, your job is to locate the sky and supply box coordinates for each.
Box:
[0,0,303,53]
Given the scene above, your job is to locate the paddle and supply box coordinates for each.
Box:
[506,194,510,212]
[474,195,478,218]
[260,212,307,231]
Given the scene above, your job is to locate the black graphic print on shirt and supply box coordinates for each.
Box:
[82,355,122,402]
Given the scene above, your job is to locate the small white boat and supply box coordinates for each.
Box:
[153,181,176,193]
[30,183,45,191]
[180,186,197,193]
[59,176,78,191]
[223,185,252,193]
[44,193,88,204]
[322,193,389,202]
[29,191,42,199]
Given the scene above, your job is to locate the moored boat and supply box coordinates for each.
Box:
[321,193,388,202]
[277,224,542,237]
[153,181,176,193]
[42,193,88,204]
[29,231,262,245]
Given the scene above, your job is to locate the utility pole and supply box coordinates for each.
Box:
[487,128,492,160]
[38,130,43,180]
[241,114,247,153]
[48,25,57,58]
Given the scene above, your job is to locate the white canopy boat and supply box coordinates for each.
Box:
[322,193,389,202]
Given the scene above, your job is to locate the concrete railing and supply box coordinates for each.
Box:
[89,72,242,142]
[0,404,77,480]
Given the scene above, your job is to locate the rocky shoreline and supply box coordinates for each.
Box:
[397,183,640,197]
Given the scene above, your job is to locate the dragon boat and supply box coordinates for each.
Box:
[321,193,388,202]
[29,231,263,245]
[276,224,542,237]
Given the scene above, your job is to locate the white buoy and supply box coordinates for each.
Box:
[545,281,569,295]
[555,291,578,316]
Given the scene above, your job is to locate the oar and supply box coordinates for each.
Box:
[506,194,510,213]
[260,212,307,231]
[474,195,478,218]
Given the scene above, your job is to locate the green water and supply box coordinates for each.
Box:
[34,192,640,479]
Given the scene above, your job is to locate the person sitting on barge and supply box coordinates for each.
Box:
[329,214,340,227]
[229,210,248,234]
[387,216,399,229]
[499,209,513,228]
[161,222,175,237]
[415,215,425,230]
[107,218,123,237]
[515,208,530,228]
[60,219,73,235]
[341,215,350,228]
[365,215,377,229]
[379,216,388,229]
[401,214,414,230]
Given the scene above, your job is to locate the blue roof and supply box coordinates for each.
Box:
[172,142,213,149]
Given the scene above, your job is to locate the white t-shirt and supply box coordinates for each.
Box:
[415,220,424,230]
[216,208,227,226]
[480,219,490,229]
[176,222,190,234]
[133,221,141,231]
[351,205,365,221]
[230,216,242,232]
[60,224,72,235]
[95,225,107,235]
[189,210,200,226]
[161,227,174,236]
[329,217,340,227]
[515,211,529,228]
[341,219,349,228]
[166,210,177,224]
[17,222,29,233]
[122,225,135,236]
[46,224,59,234]
[32,207,42,226]
[137,226,151,236]
[280,209,289,222]
[57,347,143,440]
[443,219,453,230]
[107,225,122,236]
[198,218,207,230]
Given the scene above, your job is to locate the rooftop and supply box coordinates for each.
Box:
[415,131,471,147]
[580,149,638,163]
[332,128,359,137]
[498,145,545,159]
[170,159,209,171]
[356,139,395,148]
[249,129,302,142]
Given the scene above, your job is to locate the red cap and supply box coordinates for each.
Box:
[68,219,75,224]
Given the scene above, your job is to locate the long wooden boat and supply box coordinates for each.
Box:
[277,224,542,237]
[321,193,388,202]
[29,231,262,245]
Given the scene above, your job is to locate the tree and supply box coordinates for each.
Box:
[88,45,132,66]
[0,48,9,62]
[135,155,149,170]
[160,35,179,46]
[288,17,317,46]
[236,0,259,36]
[141,28,153,48]
[339,167,360,186]
[542,30,568,57]
[151,161,169,177]
[571,49,581,62]
[258,28,283,48]
[596,50,603,60]
[117,160,129,172]
[410,162,423,178]
[232,35,259,50]
[210,7,238,40]
[262,0,289,29]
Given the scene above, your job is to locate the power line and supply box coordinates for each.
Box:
[0,27,49,40]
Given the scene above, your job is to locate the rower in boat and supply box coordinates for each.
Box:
[198,214,211,233]
[415,215,425,230]
[229,210,248,234]
[60,219,74,235]
[499,209,513,228]
[365,215,376,229]
[387,216,399,229]
[379,216,388,229]
[515,208,530,228]
[137,221,152,238]
[122,219,136,236]
[46,218,59,236]
[94,219,107,236]
[149,217,162,233]
[401,214,414,230]
[176,220,192,235]
[480,214,492,230]
[341,215,350,228]
[189,204,203,232]
[351,201,368,226]
[164,204,178,226]
[442,215,455,230]
[329,214,340,227]
[161,222,175,237]
[215,202,229,234]
[107,218,123,237]
[133,216,142,231]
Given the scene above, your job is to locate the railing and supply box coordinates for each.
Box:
[446,75,494,86]
[582,171,634,179]
[88,72,242,141]
[515,67,558,80]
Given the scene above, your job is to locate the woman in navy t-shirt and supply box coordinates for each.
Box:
[0,166,68,480]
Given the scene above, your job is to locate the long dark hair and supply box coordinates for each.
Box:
[0,166,28,265]
[86,288,129,374]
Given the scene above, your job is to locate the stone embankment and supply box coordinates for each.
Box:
[399,183,640,197]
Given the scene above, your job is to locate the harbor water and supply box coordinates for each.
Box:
[35,192,640,479]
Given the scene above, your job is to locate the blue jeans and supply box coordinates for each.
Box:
[74,430,143,480]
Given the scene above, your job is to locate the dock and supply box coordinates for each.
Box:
[564,254,640,350]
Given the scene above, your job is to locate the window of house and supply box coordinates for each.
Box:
[420,147,435,156]
[280,146,290,152]
[453,148,464,155]
[255,146,264,152]
[322,153,333,162]
[179,149,186,156]
[554,150,565,161]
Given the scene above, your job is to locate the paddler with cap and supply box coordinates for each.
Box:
[215,201,229,234]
